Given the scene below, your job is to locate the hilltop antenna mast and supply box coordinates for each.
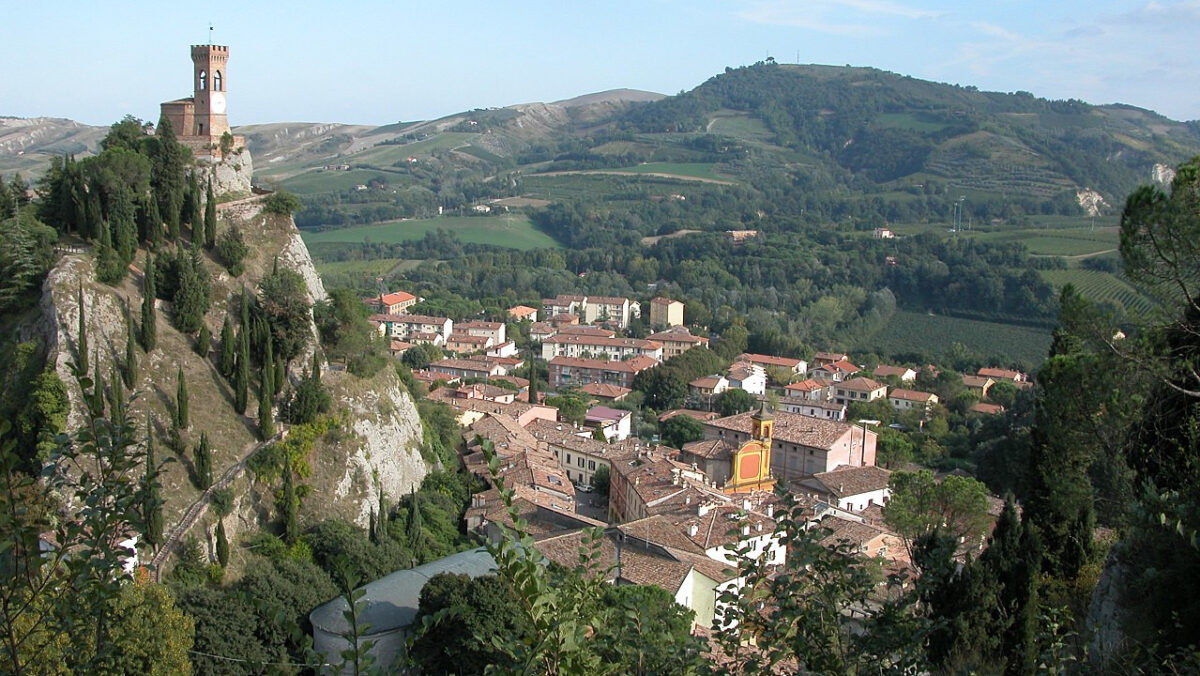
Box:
[208,23,214,45]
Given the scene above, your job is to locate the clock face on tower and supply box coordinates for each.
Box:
[210,92,226,115]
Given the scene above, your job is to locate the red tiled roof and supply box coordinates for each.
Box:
[380,291,416,306]
[549,355,659,372]
[889,389,936,403]
[837,377,885,392]
[736,353,804,369]
[706,410,856,450]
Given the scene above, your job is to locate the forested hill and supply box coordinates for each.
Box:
[617,62,1200,202]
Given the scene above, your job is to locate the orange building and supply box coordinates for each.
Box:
[725,404,777,494]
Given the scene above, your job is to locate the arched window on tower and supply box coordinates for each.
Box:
[199,70,207,91]
[213,71,222,92]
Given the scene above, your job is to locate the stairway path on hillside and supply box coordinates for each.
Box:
[150,427,285,574]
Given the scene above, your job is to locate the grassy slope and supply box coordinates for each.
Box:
[300,214,559,250]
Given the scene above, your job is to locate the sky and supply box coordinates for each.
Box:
[4,0,1199,127]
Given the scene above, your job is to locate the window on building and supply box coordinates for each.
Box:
[578,457,585,467]
[199,70,207,91]
[566,453,572,464]
[589,460,596,470]
[213,70,222,91]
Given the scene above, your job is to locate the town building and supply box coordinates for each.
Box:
[584,405,632,442]
[377,291,419,315]
[548,355,658,391]
[456,320,507,345]
[777,398,847,421]
[833,377,888,406]
[647,326,709,359]
[726,362,767,396]
[962,375,996,398]
[872,364,917,382]
[794,465,892,512]
[648,297,685,328]
[507,305,539,322]
[540,334,662,362]
[702,410,877,481]
[372,314,454,345]
[888,389,939,416]
[735,353,808,378]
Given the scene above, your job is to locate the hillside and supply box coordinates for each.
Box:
[33,189,429,575]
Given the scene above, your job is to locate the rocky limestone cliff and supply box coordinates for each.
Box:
[199,150,254,199]
[31,170,428,568]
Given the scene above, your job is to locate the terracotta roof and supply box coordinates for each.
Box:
[690,375,725,389]
[430,358,498,373]
[705,410,855,450]
[889,389,936,403]
[577,383,631,399]
[389,314,449,327]
[872,365,914,379]
[822,359,860,374]
[650,297,680,306]
[508,305,538,317]
[962,375,994,389]
[807,465,892,497]
[549,355,659,372]
[585,406,629,423]
[837,377,885,392]
[658,409,721,423]
[556,325,616,337]
[648,326,707,342]
[447,334,490,345]
[544,294,586,304]
[587,295,630,305]
[785,379,826,393]
[735,353,804,369]
[970,402,1006,415]
[380,291,416,306]
[978,367,1024,381]
[726,365,760,382]
[814,351,849,362]
[681,438,736,460]
[817,515,892,551]
[529,322,555,335]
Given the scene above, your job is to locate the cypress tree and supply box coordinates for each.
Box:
[109,364,125,423]
[77,285,89,375]
[368,510,377,545]
[234,329,250,414]
[176,367,189,429]
[282,455,299,544]
[275,354,286,394]
[123,304,137,389]
[312,352,322,385]
[196,324,211,357]
[258,365,275,440]
[110,187,138,266]
[204,180,217,250]
[95,219,125,285]
[141,254,157,351]
[376,490,388,542]
[215,518,229,567]
[144,418,163,548]
[137,195,163,247]
[407,488,423,554]
[262,335,275,397]
[88,350,104,419]
[219,315,236,377]
[194,432,213,490]
[187,172,202,242]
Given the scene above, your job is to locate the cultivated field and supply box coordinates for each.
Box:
[300,214,559,250]
[867,310,1053,365]
[1041,269,1155,315]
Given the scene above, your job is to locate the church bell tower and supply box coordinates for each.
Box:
[190,44,231,139]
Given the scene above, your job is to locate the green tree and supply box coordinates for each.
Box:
[0,209,57,314]
[218,314,235,377]
[883,470,992,561]
[284,368,331,425]
[716,388,757,416]
[258,366,275,441]
[660,414,704,449]
[171,251,210,333]
[281,455,299,544]
[195,324,210,357]
[194,432,213,490]
[263,190,303,215]
[234,329,250,415]
[101,578,195,676]
[215,225,248,276]
[543,393,587,425]
[123,304,138,389]
[203,180,217,250]
[258,267,311,362]
[140,254,157,351]
[591,464,610,497]
[215,518,230,568]
[175,366,188,429]
[411,572,529,675]
[143,419,164,548]
[632,367,687,411]
[94,219,126,285]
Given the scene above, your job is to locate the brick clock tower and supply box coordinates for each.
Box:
[725,403,777,494]
[160,43,243,156]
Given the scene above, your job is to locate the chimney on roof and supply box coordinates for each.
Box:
[689,524,699,537]
[742,525,751,536]
[685,496,691,505]
[671,469,680,486]
[743,499,751,511]
[698,503,711,518]
[634,477,640,486]
[756,522,763,532]
[767,504,774,518]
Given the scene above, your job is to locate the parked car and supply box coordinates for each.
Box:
[577,484,594,493]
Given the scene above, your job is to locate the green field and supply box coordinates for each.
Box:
[300,214,559,250]
[867,311,1053,365]
[707,112,775,142]
[606,162,732,182]
[315,258,408,276]
[889,220,1119,257]
[280,168,404,194]
[1041,269,1155,315]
